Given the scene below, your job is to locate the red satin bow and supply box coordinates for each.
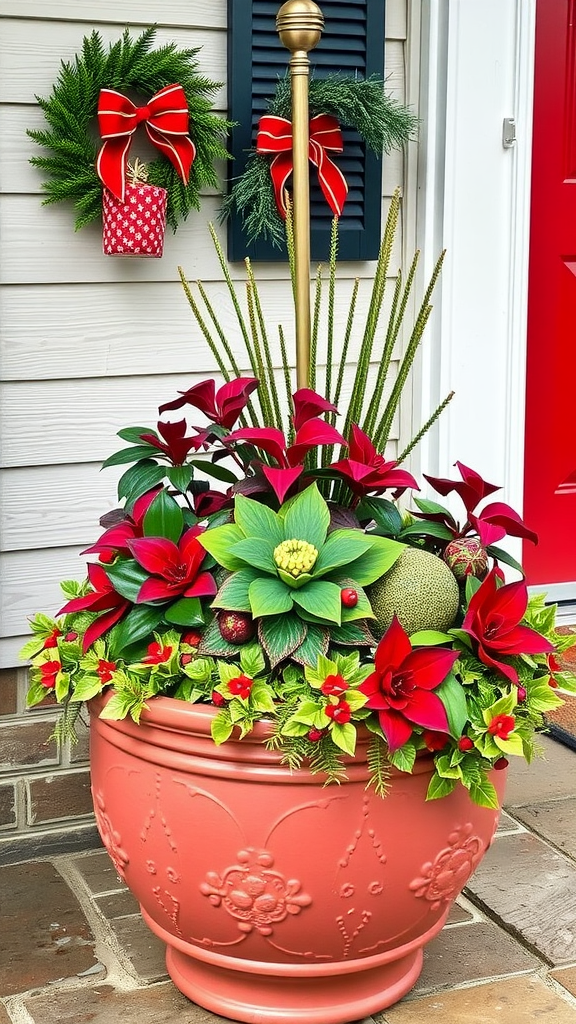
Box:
[96,83,196,202]
[256,113,348,218]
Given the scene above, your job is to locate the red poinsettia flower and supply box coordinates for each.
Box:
[292,388,338,431]
[193,488,233,518]
[158,378,259,429]
[422,730,451,752]
[422,462,537,546]
[460,568,554,683]
[424,461,500,512]
[359,615,458,752]
[329,424,418,498]
[469,503,538,547]
[58,562,131,653]
[227,419,346,503]
[138,419,203,465]
[82,488,162,559]
[128,526,217,603]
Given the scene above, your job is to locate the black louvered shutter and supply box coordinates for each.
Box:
[226,0,386,262]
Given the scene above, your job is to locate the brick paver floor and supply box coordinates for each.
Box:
[1,733,576,1024]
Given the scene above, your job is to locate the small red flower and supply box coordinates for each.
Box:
[143,642,173,665]
[212,690,226,707]
[321,674,349,697]
[487,713,515,740]
[96,659,116,683]
[325,699,352,725]
[229,674,253,699]
[98,550,116,564]
[423,730,450,752]
[43,628,61,649]
[39,660,61,689]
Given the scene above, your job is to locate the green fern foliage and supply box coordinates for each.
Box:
[28,27,233,231]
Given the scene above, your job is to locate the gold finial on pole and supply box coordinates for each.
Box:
[276,0,324,391]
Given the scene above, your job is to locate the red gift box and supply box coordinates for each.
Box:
[102,185,167,257]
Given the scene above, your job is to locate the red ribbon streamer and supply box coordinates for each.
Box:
[256,113,348,218]
[96,84,196,202]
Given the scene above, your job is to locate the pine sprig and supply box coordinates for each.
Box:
[221,73,418,247]
[366,734,392,797]
[28,27,233,231]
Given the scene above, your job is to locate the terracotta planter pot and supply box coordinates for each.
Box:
[89,694,505,1024]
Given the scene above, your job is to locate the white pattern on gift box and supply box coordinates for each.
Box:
[102,184,167,258]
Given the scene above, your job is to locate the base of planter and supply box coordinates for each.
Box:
[166,944,423,1024]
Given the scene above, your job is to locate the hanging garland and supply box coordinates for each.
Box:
[28,26,233,232]
[221,73,419,248]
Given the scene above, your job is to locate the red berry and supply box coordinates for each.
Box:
[181,653,193,665]
[308,728,325,742]
[494,757,509,771]
[516,685,527,702]
[212,690,226,707]
[98,550,116,564]
[341,588,358,608]
[458,736,474,751]
[218,612,255,644]
[64,631,78,642]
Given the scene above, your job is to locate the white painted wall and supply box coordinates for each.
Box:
[0,0,412,666]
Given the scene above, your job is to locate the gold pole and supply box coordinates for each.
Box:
[276,0,324,391]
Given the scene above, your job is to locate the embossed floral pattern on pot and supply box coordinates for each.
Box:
[200,847,312,935]
[408,823,485,911]
[93,791,129,879]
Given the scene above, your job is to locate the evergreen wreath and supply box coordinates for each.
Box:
[221,73,419,247]
[28,26,233,232]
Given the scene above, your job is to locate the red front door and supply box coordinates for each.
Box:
[524,0,576,586]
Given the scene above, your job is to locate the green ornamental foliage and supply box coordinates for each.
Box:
[21,198,576,807]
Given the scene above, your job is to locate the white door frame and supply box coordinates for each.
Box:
[411,0,537,571]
